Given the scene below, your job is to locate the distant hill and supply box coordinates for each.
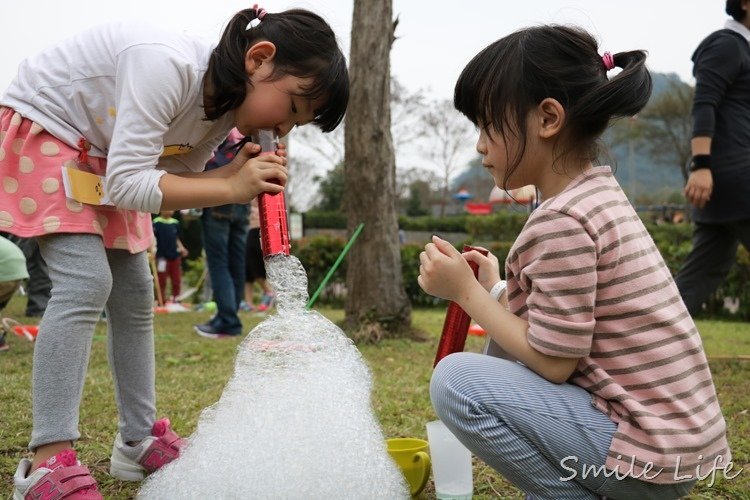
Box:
[451,72,689,204]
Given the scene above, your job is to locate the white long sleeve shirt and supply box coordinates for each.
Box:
[1,20,234,213]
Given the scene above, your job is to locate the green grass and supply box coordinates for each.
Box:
[1,296,749,499]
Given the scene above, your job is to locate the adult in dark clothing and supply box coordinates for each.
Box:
[194,130,250,338]
[675,0,750,316]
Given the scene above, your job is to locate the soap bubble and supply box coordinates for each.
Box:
[139,255,408,499]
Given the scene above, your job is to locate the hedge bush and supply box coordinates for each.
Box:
[303,211,475,233]
[292,234,350,306]
[185,213,747,319]
[303,211,347,230]
[290,222,749,320]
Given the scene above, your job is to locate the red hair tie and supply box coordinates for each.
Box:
[601,52,615,71]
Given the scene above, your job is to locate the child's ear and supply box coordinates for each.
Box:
[245,41,277,75]
[536,98,565,139]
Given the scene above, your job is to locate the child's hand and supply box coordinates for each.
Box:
[275,142,287,159]
[228,142,262,171]
[230,153,288,202]
[463,247,502,293]
[418,236,477,302]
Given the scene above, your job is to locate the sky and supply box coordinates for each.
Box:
[0,0,729,102]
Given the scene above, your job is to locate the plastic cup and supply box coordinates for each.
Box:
[426,420,473,499]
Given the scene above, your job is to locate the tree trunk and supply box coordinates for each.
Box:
[343,0,411,341]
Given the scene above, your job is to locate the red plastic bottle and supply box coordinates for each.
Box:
[433,245,488,367]
[253,130,291,257]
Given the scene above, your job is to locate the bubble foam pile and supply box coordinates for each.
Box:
[138,254,408,499]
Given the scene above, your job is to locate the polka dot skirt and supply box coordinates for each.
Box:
[0,107,153,253]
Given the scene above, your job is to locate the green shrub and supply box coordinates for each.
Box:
[398,215,470,233]
[293,223,749,320]
[304,212,477,233]
[644,223,693,276]
[292,234,348,306]
[465,212,529,240]
[400,244,442,307]
[302,211,347,229]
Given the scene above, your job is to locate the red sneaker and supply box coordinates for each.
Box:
[13,449,102,499]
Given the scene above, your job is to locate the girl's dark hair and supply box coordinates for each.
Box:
[204,7,349,132]
[726,0,747,21]
[454,25,652,186]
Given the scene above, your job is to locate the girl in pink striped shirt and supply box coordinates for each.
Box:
[421,25,731,499]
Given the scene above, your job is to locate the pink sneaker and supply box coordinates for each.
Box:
[109,418,187,481]
[13,449,102,500]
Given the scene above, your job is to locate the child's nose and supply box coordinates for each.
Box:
[475,138,486,155]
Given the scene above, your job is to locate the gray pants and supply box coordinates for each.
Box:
[430,353,696,499]
[674,220,750,316]
[31,233,155,450]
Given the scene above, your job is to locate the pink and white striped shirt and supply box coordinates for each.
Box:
[506,166,730,483]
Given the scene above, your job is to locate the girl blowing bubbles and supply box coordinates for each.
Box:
[2,5,348,498]
[421,26,730,499]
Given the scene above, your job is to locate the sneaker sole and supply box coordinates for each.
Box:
[109,444,146,481]
[193,326,239,339]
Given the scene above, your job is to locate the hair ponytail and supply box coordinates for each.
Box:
[573,49,652,132]
[204,8,259,120]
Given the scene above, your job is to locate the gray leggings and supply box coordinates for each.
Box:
[430,353,696,500]
[31,233,155,450]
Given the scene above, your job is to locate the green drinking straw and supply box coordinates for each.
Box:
[306,222,365,309]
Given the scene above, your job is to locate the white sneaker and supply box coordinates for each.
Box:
[109,418,186,481]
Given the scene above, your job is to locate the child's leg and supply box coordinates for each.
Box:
[156,266,168,304]
[201,212,242,333]
[227,213,248,311]
[31,234,112,463]
[258,278,272,296]
[166,257,182,300]
[105,248,156,443]
[431,353,695,500]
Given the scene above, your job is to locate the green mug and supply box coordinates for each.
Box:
[386,438,431,497]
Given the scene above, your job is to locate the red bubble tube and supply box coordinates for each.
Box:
[253,129,291,257]
[433,245,488,367]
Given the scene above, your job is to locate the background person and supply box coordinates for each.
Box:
[152,210,189,303]
[0,235,29,352]
[674,0,750,316]
[195,129,251,337]
[1,234,51,317]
